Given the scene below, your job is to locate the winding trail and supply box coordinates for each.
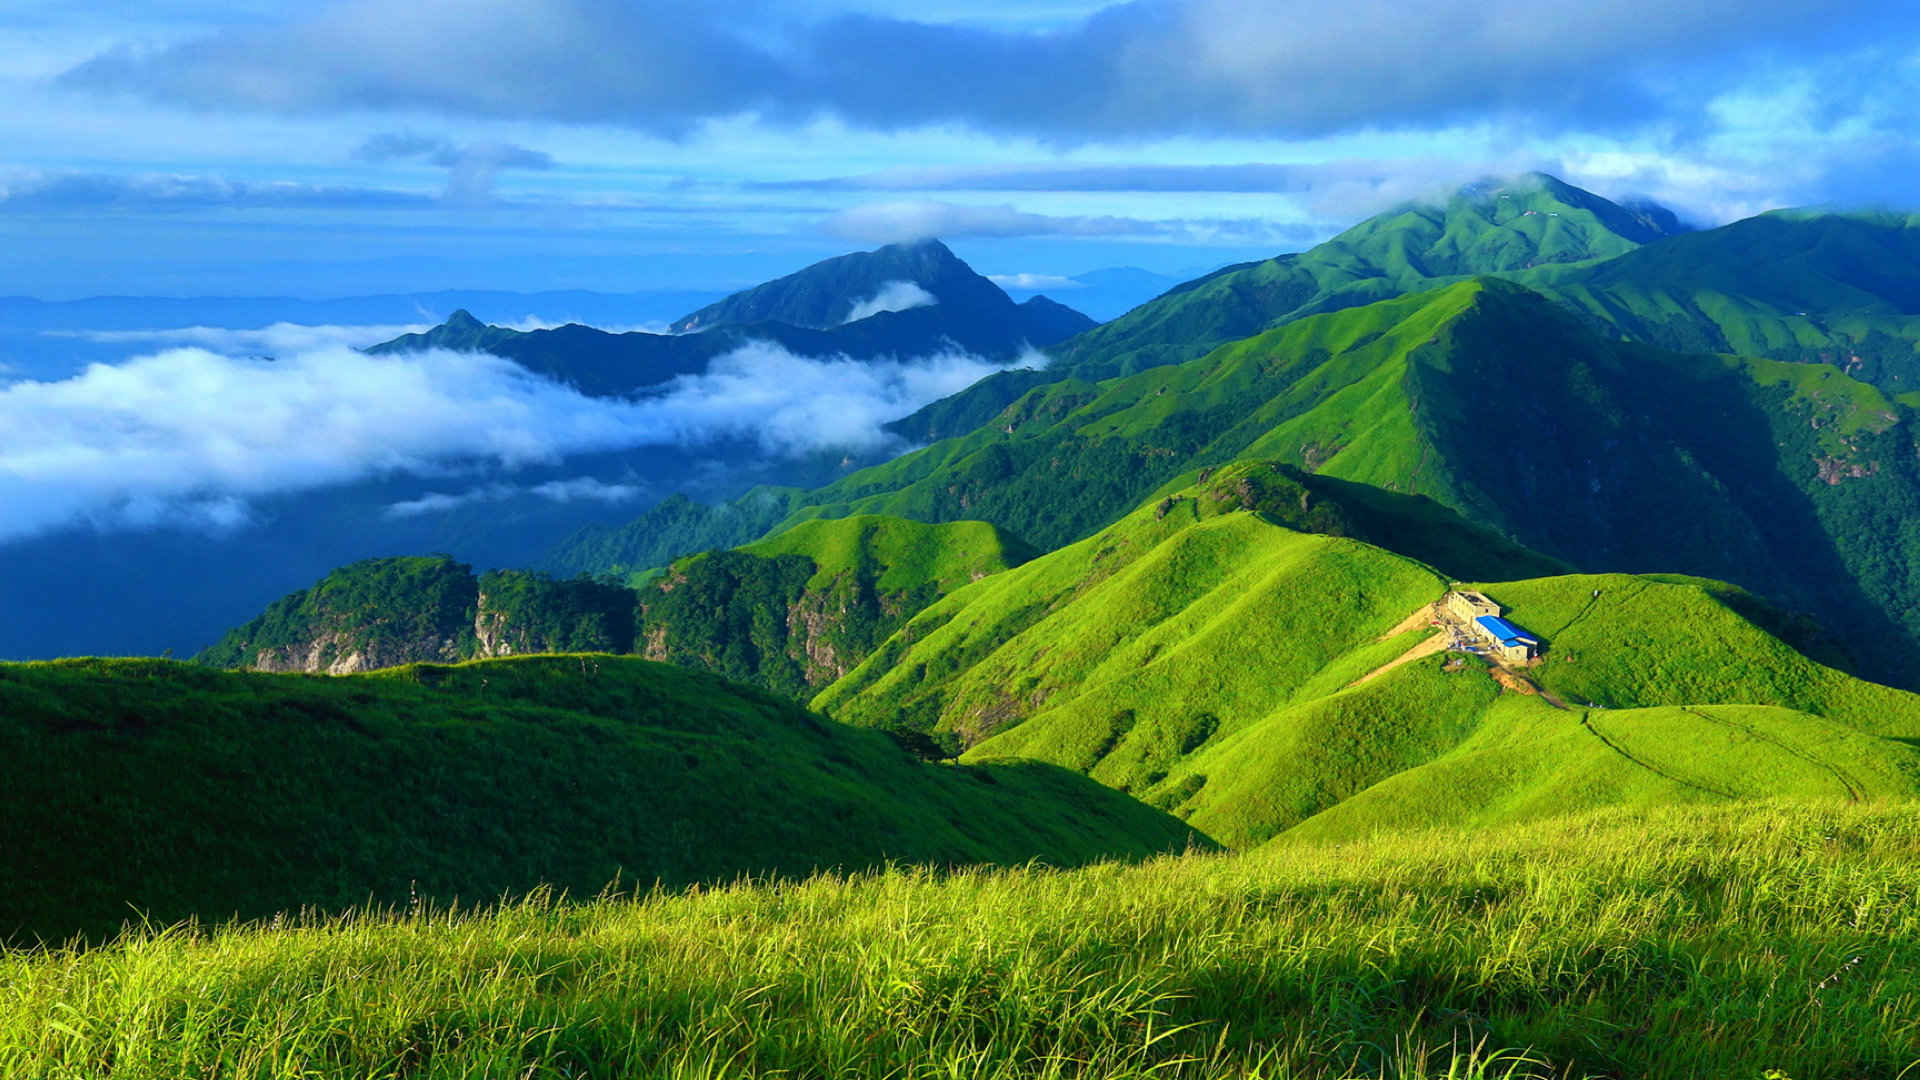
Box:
[1681,706,1863,801]
[1579,709,1740,798]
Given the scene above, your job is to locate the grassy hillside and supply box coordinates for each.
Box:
[639,515,1033,698]
[816,476,1920,846]
[542,487,806,583]
[1522,209,1920,393]
[1047,172,1680,381]
[749,277,1920,684]
[0,655,1202,945]
[9,801,1918,1078]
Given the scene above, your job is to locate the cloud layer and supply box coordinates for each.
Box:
[353,133,553,202]
[56,0,1911,145]
[45,322,435,354]
[0,337,1030,541]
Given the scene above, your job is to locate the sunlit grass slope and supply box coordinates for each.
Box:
[817,475,1920,846]
[0,656,1202,945]
[1520,209,1920,392]
[8,802,1918,1079]
[772,275,1920,685]
[812,464,1458,748]
[1048,172,1676,380]
[738,513,1035,594]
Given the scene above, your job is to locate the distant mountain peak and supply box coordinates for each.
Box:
[666,237,1091,345]
[444,309,486,330]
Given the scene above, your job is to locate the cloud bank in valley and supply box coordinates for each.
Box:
[46,322,436,354]
[0,338,1033,542]
[382,476,647,519]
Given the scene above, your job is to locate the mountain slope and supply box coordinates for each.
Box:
[637,515,1034,698]
[669,238,1094,342]
[814,474,1920,846]
[731,278,1920,683]
[195,556,637,673]
[370,243,1091,400]
[0,655,1203,944]
[202,517,1034,702]
[1047,173,1685,380]
[1519,209,1920,392]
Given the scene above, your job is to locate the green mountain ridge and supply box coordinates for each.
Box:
[1520,208,1920,392]
[1045,171,1685,382]
[812,465,1920,846]
[200,518,1035,703]
[196,556,638,673]
[694,278,1919,683]
[0,654,1202,944]
[635,515,1034,700]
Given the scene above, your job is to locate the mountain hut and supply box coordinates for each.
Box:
[1473,615,1540,663]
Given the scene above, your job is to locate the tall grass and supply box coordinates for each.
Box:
[6,801,1916,1078]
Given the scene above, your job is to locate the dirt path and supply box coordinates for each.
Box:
[1349,603,1444,688]
[1377,602,1438,642]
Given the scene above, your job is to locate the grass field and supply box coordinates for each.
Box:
[0,656,1200,946]
[814,470,1920,846]
[5,800,1916,1078]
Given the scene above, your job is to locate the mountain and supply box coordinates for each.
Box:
[0,654,1203,943]
[993,266,1193,322]
[638,278,1920,686]
[1046,172,1688,381]
[8,241,1075,665]
[366,246,1092,400]
[195,556,638,673]
[1517,209,1920,393]
[202,517,1034,702]
[813,465,1920,845]
[636,515,1034,699]
[669,238,1094,342]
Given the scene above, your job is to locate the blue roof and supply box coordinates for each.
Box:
[1475,615,1538,646]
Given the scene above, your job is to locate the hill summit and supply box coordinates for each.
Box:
[669,238,1093,340]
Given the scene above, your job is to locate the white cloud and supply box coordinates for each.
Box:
[529,476,646,503]
[826,199,1154,244]
[988,273,1085,291]
[0,339,1029,543]
[380,476,645,518]
[636,340,1040,457]
[44,322,434,354]
[842,280,937,323]
[499,315,672,335]
[382,485,513,519]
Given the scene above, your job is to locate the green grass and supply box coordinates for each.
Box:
[639,515,1035,699]
[0,656,1201,946]
[1046,172,1672,382]
[814,471,1920,847]
[739,514,1035,594]
[728,274,1920,687]
[6,801,1918,1078]
[1480,574,1920,730]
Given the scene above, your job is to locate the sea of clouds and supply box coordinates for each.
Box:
[0,334,1039,544]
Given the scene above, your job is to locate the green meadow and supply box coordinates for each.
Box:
[0,656,1198,946]
[5,802,1917,1079]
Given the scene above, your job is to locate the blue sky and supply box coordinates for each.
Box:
[4,0,1918,298]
